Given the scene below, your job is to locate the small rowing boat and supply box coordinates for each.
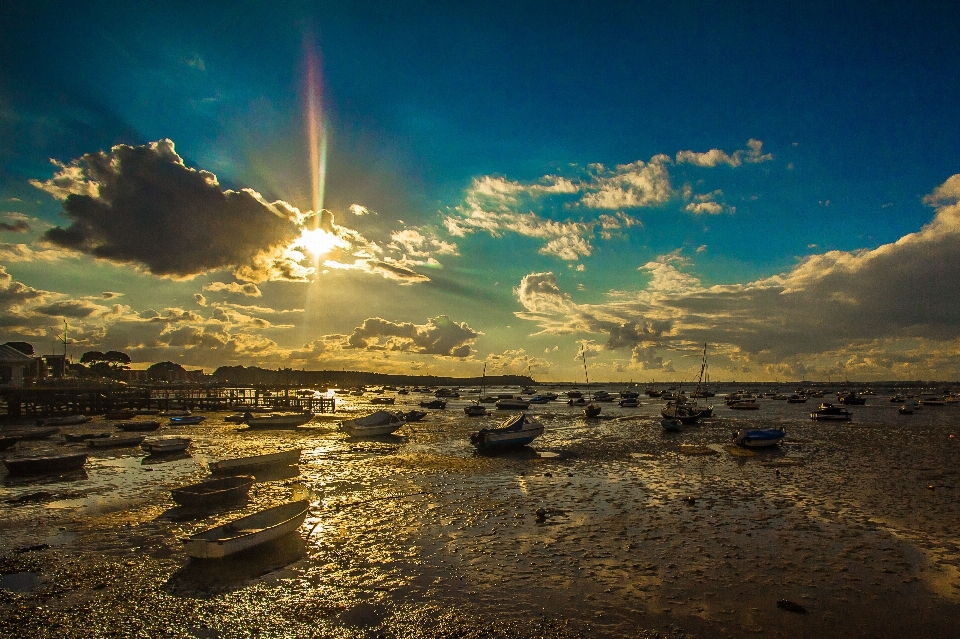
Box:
[241,412,314,429]
[209,449,301,475]
[141,437,191,455]
[734,428,786,447]
[470,412,544,450]
[116,420,162,432]
[171,475,255,508]
[182,499,310,559]
[169,415,206,425]
[3,452,88,476]
[88,434,146,448]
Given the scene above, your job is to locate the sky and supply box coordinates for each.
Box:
[2,1,960,383]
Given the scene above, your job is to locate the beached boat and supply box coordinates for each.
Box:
[728,400,760,410]
[340,410,405,436]
[619,398,640,408]
[42,414,91,426]
[495,397,530,410]
[419,399,447,409]
[3,452,88,476]
[734,428,786,447]
[369,396,395,405]
[809,403,852,421]
[105,410,137,420]
[159,410,192,417]
[116,420,162,432]
[470,412,544,450]
[661,417,683,432]
[786,395,808,403]
[465,365,489,416]
[398,409,427,422]
[169,415,206,425]
[0,436,18,450]
[898,404,914,415]
[171,475,255,508]
[7,426,60,440]
[141,437,191,455]
[64,432,111,442]
[837,392,866,405]
[209,449,302,475]
[182,499,310,559]
[579,347,601,418]
[242,412,314,429]
[583,403,602,418]
[88,434,146,448]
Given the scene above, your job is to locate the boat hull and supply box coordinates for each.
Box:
[3,453,87,476]
[243,413,314,429]
[735,429,786,447]
[88,435,145,448]
[171,475,255,508]
[141,437,191,454]
[471,413,544,449]
[183,499,309,559]
[209,449,301,475]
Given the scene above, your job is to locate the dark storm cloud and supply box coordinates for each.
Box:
[0,220,30,232]
[33,140,303,278]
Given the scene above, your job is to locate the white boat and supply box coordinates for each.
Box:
[340,410,405,436]
[470,412,544,450]
[209,449,302,474]
[242,412,314,429]
[141,437,191,454]
[182,499,310,559]
[809,403,852,421]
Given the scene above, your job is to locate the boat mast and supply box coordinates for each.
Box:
[581,345,591,400]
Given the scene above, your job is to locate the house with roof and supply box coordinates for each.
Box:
[0,343,38,388]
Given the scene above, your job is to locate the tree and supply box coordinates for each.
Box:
[103,351,131,368]
[147,361,186,382]
[4,342,35,356]
[80,351,106,365]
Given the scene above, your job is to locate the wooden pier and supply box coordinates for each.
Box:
[0,384,336,420]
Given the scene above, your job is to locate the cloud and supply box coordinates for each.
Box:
[579,156,674,209]
[0,220,30,232]
[675,139,773,167]
[509,174,960,377]
[203,281,263,297]
[194,293,207,306]
[346,315,480,357]
[32,139,304,279]
[0,242,65,262]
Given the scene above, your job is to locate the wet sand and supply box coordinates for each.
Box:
[1,393,959,638]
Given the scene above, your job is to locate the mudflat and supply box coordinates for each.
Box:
[1,397,958,638]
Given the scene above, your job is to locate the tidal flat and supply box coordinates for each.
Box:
[1,393,959,638]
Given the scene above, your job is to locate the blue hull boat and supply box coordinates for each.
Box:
[734,428,786,447]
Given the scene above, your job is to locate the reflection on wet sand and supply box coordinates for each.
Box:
[0,395,959,637]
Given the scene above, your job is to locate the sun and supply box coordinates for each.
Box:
[296,228,347,257]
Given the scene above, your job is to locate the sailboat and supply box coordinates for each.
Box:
[580,346,601,418]
[691,343,714,418]
[464,364,488,416]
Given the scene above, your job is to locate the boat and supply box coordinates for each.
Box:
[0,436,18,450]
[690,344,715,418]
[809,403,853,421]
[579,346,601,418]
[116,420,162,432]
[160,410,192,417]
[890,395,905,403]
[340,410,405,436]
[209,449,302,475]
[898,404,914,415]
[141,437,191,455]
[728,400,760,410]
[42,414,91,426]
[169,415,206,425]
[435,388,460,398]
[419,399,447,409]
[397,409,427,422]
[105,410,137,420]
[470,413,544,450]
[619,398,640,408]
[369,396,395,405]
[620,389,641,399]
[734,428,786,447]
[171,475,255,508]
[837,392,866,405]
[786,395,808,404]
[527,395,552,404]
[495,397,530,410]
[660,383,700,424]
[661,417,683,432]
[465,364,489,416]
[241,412,314,429]
[566,390,583,399]
[223,413,247,423]
[918,395,945,406]
[182,499,310,559]
[88,434,146,448]
[3,452,88,476]
[7,426,60,440]
[64,432,111,442]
